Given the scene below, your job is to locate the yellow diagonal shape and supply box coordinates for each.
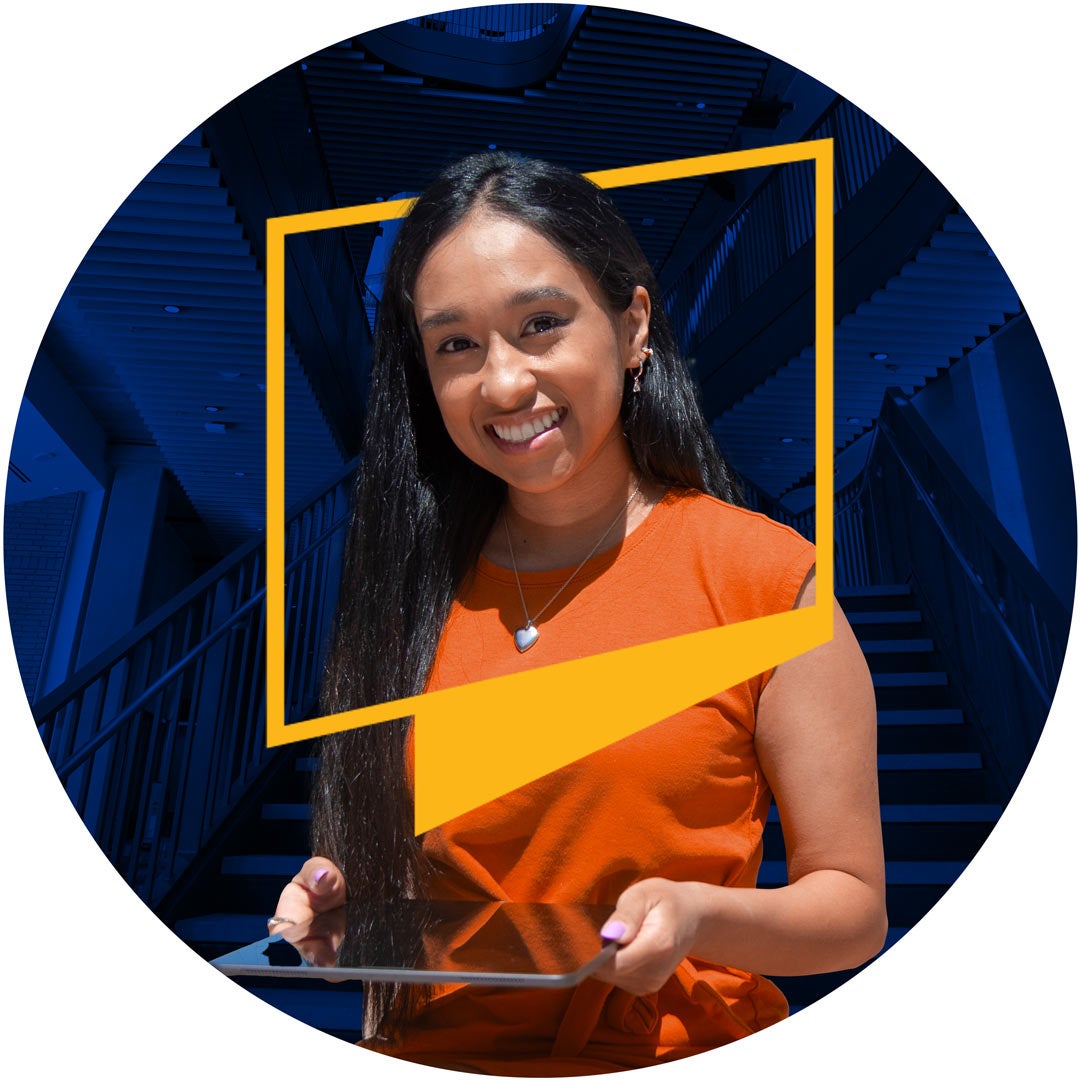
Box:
[414,604,828,832]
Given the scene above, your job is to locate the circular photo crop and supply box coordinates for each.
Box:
[5,2,1075,1074]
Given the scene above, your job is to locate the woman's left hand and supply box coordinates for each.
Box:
[593,878,706,996]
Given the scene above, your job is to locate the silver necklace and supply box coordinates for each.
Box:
[502,479,643,653]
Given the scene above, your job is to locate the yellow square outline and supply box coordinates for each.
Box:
[265,141,834,828]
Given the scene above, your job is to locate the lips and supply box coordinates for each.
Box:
[488,407,565,445]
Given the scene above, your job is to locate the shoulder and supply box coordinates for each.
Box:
[665,489,813,559]
[661,489,816,616]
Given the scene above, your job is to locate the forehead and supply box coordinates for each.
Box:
[413,211,599,309]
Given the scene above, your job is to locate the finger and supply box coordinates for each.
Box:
[270,858,347,931]
[293,856,347,913]
[271,880,316,928]
[599,881,654,945]
[596,926,678,996]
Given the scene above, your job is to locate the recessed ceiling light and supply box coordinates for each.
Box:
[696,102,706,110]
[234,471,246,478]
[488,143,497,150]
[847,417,861,424]
[871,351,889,361]
[204,405,221,413]
[779,436,795,444]
[642,217,655,227]
[163,304,181,314]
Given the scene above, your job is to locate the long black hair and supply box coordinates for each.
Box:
[310,153,740,1040]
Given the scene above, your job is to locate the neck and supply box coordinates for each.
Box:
[490,465,660,572]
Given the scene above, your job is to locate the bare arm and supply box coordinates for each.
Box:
[597,569,887,994]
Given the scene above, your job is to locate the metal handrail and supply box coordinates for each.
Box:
[876,420,1053,709]
[34,459,358,727]
[35,464,356,906]
[855,392,1069,794]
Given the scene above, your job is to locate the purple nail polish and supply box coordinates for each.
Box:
[600,919,626,941]
[312,867,329,886]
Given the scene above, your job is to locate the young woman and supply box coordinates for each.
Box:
[273,153,885,1073]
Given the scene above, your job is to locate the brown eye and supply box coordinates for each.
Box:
[436,336,474,354]
[523,315,568,336]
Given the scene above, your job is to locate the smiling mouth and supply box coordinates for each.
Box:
[488,407,565,446]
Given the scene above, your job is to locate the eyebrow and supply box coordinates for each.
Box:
[417,285,575,333]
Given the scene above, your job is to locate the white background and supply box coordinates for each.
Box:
[1,2,1075,1075]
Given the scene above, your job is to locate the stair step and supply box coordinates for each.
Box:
[174,912,273,944]
[860,639,933,654]
[880,803,1000,822]
[223,855,308,877]
[865,653,942,675]
[836,586,916,615]
[879,752,981,770]
[849,610,922,625]
[875,884,951,928]
[877,709,963,726]
[836,585,912,599]
[872,671,948,688]
[872,683,954,710]
[877,725,979,755]
[878,770,999,802]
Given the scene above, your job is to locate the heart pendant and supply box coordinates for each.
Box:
[514,624,539,653]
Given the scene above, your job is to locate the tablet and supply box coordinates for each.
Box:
[211,900,618,988]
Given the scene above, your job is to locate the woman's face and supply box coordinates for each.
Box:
[413,211,650,498]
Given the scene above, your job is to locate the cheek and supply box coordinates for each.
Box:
[429,377,481,448]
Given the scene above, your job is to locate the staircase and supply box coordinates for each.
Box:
[171,581,1005,1037]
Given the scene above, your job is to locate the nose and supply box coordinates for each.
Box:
[480,335,536,409]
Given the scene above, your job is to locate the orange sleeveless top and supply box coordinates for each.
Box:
[379,491,816,1073]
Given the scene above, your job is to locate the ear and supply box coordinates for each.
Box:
[622,285,652,371]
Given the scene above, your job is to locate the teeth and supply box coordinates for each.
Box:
[493,409,561,444]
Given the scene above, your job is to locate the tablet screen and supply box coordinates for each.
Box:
[211,900,618,988]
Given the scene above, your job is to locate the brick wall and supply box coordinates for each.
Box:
[4,491,81,702]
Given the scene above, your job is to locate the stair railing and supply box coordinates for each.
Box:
[734,388,1069,797]
[862,390,1070,794]
[33,464,356,906]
